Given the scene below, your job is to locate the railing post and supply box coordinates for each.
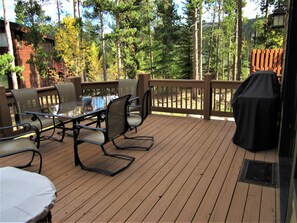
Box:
[67,76,82,100]
[138,73,150,99]
[0,86,12,136]
[138,73,151,113]
[204,73,212,120]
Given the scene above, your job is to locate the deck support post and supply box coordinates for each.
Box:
[138,73,151,113]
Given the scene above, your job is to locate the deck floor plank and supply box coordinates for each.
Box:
[60,116,198,222]
[109,119,213,222]
[174,121,231,222]
[0,114,279,222]
[73,117,204,222]
[56,115,183,221]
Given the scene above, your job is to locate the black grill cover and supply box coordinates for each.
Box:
[232,71,280,151]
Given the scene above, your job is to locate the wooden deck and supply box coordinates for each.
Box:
[1,114,279,222]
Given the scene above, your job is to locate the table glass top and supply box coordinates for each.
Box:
[26,95,118,119]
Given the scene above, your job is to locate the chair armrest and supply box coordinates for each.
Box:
[129,96,139,106]
[75,123,106,133]
[15,112,43,126]
[0,123,39,141]
[129,105,142,109]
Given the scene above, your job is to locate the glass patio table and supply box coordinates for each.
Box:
[25,95,118,165]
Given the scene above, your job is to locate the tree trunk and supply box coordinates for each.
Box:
[115,0,122,79]
[73,0,77,18]
[237,0,242,81]
[100,10,107,81]
[215,0,221,80]
[77,0,81,18]
[198,6,203,80]
[227,36,231,80]
[147,0,153,76]
[207,4,216,73]
[2,0,18,89]
[264,0,269,47]
[192,7,198,80]
[56,0,61,27]
[232,15,238,80]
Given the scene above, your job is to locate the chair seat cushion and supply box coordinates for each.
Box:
[0,139,38,157]
[127,114,142,127]
[77,129,105,145]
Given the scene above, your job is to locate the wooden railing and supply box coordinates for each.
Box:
[149,75,241,119]
[0,74,242,130]
[81,81,118,96]
[211,80,240,118]
[149,79,205,115]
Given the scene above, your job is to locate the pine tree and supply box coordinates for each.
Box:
[15,0,52,87]
[153,0,180,78]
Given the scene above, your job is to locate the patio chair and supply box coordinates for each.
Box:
[73,95,135,176]
[11,88,65,147]
[55,82,101,128]
[116,88,154,151]
[118,79,139,111]
[0,123,42,173]
[118,79,138,97]
[55,82,77,103]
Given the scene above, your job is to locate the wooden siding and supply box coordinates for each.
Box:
[0,115,279,222]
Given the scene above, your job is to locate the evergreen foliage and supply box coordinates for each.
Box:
[9,0,284,83]
[0,53,24,77]
[14,0,53,87]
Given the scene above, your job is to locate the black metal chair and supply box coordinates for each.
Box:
[118,79,139,111]
[73,95,135,176]
[55,82,77,103]
[55,82,101,128]
[116,88,154,151]
[0,123,42,173]
[11,88,65,147]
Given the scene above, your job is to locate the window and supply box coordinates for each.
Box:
[0,33,8,47]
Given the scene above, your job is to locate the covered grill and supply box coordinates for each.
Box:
[232,71,281,151]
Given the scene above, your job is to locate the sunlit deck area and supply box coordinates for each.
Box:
[1,114,279,222]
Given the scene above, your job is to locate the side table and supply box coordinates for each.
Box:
[0,167,56,222]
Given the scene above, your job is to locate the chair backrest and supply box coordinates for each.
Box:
[140,88,151,121]
[11,88,41,114]
[105,94,131,140]
[118,79,138,98]
[11,88,41,124]
[55,83,77,103]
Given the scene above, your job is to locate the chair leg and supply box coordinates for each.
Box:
[58,121,66,142]
[74,143,135,176]
[14,152,35,169]
[7,150,42,174]
[39,121,66,143]
[113,134,154,151]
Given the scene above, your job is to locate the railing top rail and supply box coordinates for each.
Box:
[211,80,242,88]
[150,79,204,83]
[149,79,204,87]
[211,80,242,84]
[81,81,118,91]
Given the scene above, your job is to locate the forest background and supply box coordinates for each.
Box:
[0,0,285,88]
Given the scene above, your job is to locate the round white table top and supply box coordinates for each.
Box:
[0,167,56,222]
